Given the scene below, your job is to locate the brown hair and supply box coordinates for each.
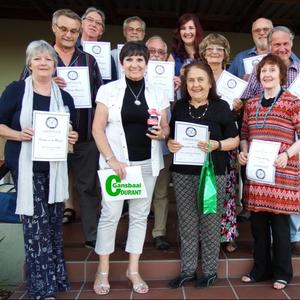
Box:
[181,61,220,102]
[256,54,287,85]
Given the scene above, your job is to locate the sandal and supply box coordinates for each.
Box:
[273,279,287,290]
[126,270,149,294]
[93,271,110,295]
[63,208,76,224]
[225,240,237,253]
[241,274,256,283]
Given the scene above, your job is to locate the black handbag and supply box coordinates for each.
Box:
[0,183,21,223]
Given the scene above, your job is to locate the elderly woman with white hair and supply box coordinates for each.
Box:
[0,40,78,299]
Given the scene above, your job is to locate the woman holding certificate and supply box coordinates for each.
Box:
[167,61,239,288]
[92,41,169,295]
[0,40,78,299]
[238,54,300,290]
[199,33,239,253]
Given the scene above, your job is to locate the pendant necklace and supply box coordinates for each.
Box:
[255,91,280,128]
[127,82,144,106]
[188,101,209,120]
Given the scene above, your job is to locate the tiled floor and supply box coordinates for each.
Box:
[10,277,300,299]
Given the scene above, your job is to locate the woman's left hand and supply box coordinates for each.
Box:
[146,125,165,140]
[198,140,218,152]
[274,152,288,168]
[68,131,78,144]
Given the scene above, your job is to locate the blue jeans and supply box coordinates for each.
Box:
[290,214,300,242]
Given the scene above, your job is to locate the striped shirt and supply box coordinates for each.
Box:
[241,58,300,100]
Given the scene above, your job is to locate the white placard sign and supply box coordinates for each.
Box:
[32,111,69,161]
[217,70,248,109]
[174,121,209,166]
[246,139,281,185]
[98,166,147,201]
[57,66,91,108]
[83,41,112,80]
[147,61,175,102]
[243,54,266,74]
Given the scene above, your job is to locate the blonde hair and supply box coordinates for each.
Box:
[199,33,230,68]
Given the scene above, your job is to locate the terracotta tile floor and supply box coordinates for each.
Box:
[10,277,300,299]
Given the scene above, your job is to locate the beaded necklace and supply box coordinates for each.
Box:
[255,91,280,129]
[188,102,209,120]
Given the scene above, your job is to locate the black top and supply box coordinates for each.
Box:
[0,80,77,175]
[121,77,151,161]
[261,89,284,107]
[169,99,238,175]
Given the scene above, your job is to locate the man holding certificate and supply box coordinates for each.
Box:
[0,40,78,299]
[167,61,239,289]
[77,6,117,84]
[239,54,300,290]
[19,9,103,249]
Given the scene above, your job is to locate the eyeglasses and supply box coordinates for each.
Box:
[148,48,167,56]
[205,46,225,52]
[83,17,104,28]
[127,27,144,33]
[55,24,80,35]
[253,27,271,34]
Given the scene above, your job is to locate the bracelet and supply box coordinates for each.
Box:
[217,141,222,151]
[285,150,290,159]
[105,155,115,163]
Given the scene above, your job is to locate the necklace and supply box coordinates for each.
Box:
[255,91,280,128]
[188,102,208,120]
[127,82,144,106]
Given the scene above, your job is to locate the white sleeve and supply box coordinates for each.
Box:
[95,84,109,106]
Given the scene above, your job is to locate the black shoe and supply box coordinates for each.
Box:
[148,210,155,219]
[168,272,197,288]
[85,240,96,249]
[195,273,217,288]
[154,236,170,250]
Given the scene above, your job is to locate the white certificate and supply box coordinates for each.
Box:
[246,139,281,185]
[98,166,147,201]
[243,54,266,74]
[57,66,91,108]
[288,73,300,98]
[174,121,209,166]
[83,41,111,80]
[32,111,70,161]
[117,44,125,79]
[147,61,175,102]
[216,70,248,109]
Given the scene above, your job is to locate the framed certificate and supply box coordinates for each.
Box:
[216,70,248,108]
[57,66,91,108]
[147,61,175,102]
[32,111,70,161]
[83,41,112,80]
[174,121,209,165]
[246,139,281,185]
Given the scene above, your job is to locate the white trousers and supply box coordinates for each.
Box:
[95,159,157,255]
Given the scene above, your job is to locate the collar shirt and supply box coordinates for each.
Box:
[241,58,300,100]
[95,77,169,176]
[228,47,258,78]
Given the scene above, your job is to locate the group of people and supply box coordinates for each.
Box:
[0,6,300,299]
